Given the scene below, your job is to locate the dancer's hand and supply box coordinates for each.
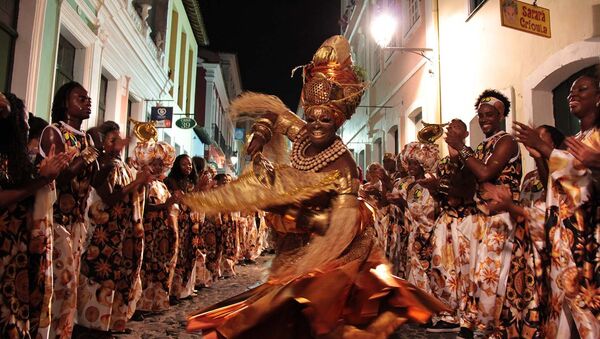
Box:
[246,133,266,157]
[525,145,542,158]
[417,177,438,190]
[385,191,406,207]
[448,145,459,158]
[135,170,153,185]
[481,183,512,213]
[512,121,541,149]
[39,144,70,181]
[445,130,465,151]
[565,137,600,170]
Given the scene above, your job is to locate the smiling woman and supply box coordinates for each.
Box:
[185,35,448,339]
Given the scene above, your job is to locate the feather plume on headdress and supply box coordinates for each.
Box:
[230,92,303,165]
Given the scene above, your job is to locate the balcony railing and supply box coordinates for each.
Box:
[212,123,233,156]
[125,0,164,64]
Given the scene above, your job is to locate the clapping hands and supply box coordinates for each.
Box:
[39,144,71,181]
[565,137,600,170]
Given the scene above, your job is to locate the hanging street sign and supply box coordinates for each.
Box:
[175,117,197,129]
[150,106,173,128]
[500,0,551,38]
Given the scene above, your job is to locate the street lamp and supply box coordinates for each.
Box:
[370,11,432,53]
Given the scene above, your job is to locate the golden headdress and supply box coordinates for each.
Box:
[300,35,365,128]
[130,119,175,173]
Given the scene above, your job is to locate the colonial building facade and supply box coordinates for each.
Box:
[342,0,600,173]
[194,49,242,172]
[4,0,207,155]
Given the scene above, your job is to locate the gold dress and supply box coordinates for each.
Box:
[184,161,448,338]
[185,34,447,338]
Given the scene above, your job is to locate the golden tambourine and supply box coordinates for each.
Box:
[417,122,448,144]
[183,154,340,215]
[129,119,158,142]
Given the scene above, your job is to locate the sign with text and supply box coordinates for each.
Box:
[176,117,196,129]
[150,106,173,128]
[500,0,551,38]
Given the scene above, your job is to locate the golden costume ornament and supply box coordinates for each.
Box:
[184,35,447,339]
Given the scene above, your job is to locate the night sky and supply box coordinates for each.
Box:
[197,0,341,110]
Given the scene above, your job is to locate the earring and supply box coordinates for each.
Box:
[596,102,600,107]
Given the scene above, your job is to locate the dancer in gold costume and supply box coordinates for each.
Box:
[184,35,447,338]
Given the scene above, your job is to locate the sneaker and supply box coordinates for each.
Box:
[457,327,474,339]
[130,311,145,322]
[426,320,460,333]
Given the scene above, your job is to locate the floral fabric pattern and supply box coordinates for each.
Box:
[78,159,144,332]
[0,155,50,339]
[539,128,600,339]
[48,122,95,338]
[462,132,522,332]
[136,180,178,312]
[404,181,437,293]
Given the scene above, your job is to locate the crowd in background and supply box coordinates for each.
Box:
[0,82,273,339]
[359,77,599,338]
[1,75,599,339]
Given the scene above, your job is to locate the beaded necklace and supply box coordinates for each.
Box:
[291,132,347,172]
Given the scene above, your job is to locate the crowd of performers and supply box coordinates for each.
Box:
[359,78,600,338]
[1,33,599,339]
[0,83,273,339]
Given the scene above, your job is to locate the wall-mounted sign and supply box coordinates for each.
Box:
[150,106,173,128]
[234,127,245,141]
[500,0,551,38]
[176,117,197,129]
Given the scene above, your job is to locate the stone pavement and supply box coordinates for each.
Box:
[119,254,455,339]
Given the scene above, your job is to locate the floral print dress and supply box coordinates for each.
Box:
[165,178,201,299]
[461,131,522,333]
[390,176,413,278]
[535,128,600,338]
[497,169,547,338]
[40,122,95,338]
[0,155,50,338]
[404,179,437,293]
[220,212,240,277]
[77,159,144,332]
[136,180,178,312]
[429,156,478,325]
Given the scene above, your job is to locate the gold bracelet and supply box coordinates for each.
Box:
[252,123,273,142]
[256,118,274,129]
[80,147,99,165]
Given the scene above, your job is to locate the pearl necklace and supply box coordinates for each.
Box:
[291,132,347,172]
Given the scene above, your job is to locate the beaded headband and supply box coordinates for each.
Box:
[478,96,505,116]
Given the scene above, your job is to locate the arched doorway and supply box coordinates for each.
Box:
[373,137,382,163]
[523,39,600,128]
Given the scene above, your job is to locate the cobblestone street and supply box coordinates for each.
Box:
[119,254,455,339]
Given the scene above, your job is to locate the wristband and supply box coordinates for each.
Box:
[459,145,475,160]
[80,147,99,165]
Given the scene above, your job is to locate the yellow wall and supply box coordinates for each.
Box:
[166,0,198,115]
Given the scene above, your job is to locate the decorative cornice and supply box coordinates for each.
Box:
[181,0,209,46]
